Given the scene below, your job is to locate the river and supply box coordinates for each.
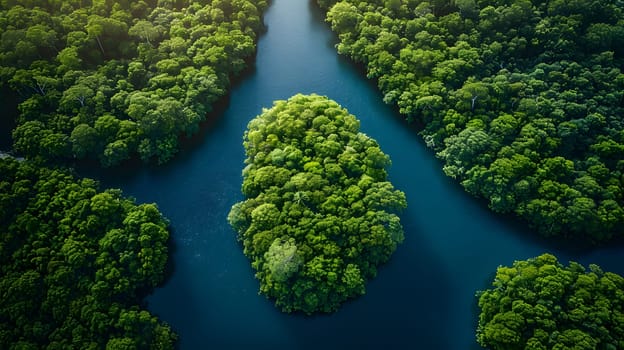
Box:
[85,0,624,348]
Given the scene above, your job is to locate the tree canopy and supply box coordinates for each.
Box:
[476,254,624,350]
[318,0,624,242]
[0,158,175,348]
[0,0,268,165]
[228,94,407,314]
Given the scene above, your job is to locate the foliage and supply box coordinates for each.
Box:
[476,254,624,350]
[318,0,624,242]
[228,94,407,314]
[0,158,175,348]
[0,0,268,165]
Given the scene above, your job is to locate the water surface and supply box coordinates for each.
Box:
[86,0,624,348]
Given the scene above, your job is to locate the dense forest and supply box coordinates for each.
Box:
[228,94,406,314]
[477,254,624,349]
[318,0,624,242]
[0,158,175,349]
[0,0,268,165]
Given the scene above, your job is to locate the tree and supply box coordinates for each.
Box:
[438,127,493,178]
[129,20,162,46]
[70,124,100,159]
[265,238,304,282]
[327,2,361,35]
[454,0,478,19]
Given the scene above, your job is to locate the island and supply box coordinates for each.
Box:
[228,94,407,314]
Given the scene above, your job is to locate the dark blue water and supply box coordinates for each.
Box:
[86,0,624,348]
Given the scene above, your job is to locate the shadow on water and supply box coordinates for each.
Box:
[0,88,18,150]
[175,94,233,153]
[309,0,330,44]
[175,63,259,156]
[283,214,454,349]
[158,226,180,290]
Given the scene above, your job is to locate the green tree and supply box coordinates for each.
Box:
[265,238,304,282]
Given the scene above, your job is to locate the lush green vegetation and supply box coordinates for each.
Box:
[477,254,624,349]
[0,158,175,348]
[0,0,271,345]
[228,94,406,314]
[318,0,624,242]
[0,0,268,165]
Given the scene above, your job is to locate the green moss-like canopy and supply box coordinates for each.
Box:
[0,158,175,348]
[477,254,624,349]
[228,94,407,314]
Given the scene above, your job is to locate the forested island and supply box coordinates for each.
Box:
[229,94,406,314]
[0,158,175,348]
[477,254,624,349]
[319,0,624,242]
[0,0,268,165]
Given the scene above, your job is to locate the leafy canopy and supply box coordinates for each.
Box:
[0,158,175,348]
[477,254,624,350]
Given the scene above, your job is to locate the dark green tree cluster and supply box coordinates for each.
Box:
[319,0,624,242]
[0,158,175,349]
[476,254,624,350]
[0,0,268,165]
[228,94,406,314]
